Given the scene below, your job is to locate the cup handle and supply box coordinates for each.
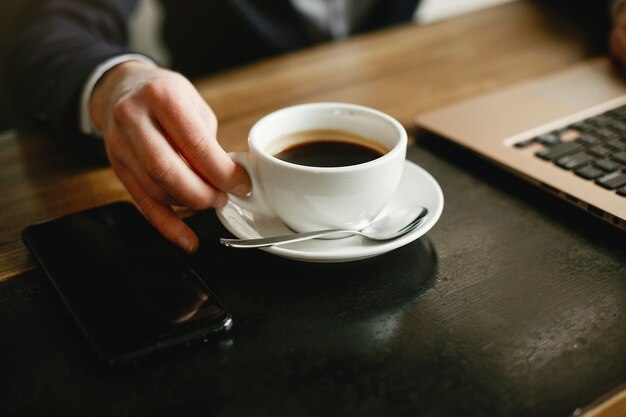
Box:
[228,151,273,215]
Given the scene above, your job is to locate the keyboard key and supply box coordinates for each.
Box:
[536,141,582,161]
[570,121,589,132]
[612,151,626,164]
[588,145,612,158]
[517,105,626,196]
[535,133,560,145]
[555,152,594,170]
[592,115,614,127]
[576,134,601,146]
[611,121,626,131]
[608,124,626,134]
[595,159,620,172]
[612,105,626,117]
[606,139,626,151]
[575,165,604,180]
[596,171,626,189]
[514,139,534,148]
[596,127,616,140]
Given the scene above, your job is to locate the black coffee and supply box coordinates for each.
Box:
[273,130,387,167]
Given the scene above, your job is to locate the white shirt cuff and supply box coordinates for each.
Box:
[79,53,156,136]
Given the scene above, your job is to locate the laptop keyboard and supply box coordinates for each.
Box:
[515,104,626,197]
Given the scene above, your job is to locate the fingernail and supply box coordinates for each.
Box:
[215,193,228,209]
[232,183,251,197]
[177,236,195,254]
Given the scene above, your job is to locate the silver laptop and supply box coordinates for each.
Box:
[415,56,626,231]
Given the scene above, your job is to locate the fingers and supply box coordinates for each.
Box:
[111,100,228,211]
[105,126,178,207]
[114,161,199,254]
[150,75,252,196]
[93,62,251,252]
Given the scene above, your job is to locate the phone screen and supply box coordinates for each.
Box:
[22,201,232,366]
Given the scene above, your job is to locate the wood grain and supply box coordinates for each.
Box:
[575,384,626,417]
[0,1,601,281]
[1,2,624,415]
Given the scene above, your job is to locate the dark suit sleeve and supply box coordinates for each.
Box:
[8,0,142,146]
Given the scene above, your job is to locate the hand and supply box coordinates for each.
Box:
[611,1,626,69]
[90,60,251,253]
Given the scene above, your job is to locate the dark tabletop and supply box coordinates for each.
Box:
[1,136,625,417]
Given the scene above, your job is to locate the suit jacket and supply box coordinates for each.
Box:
[7,0,612,152]
[7,0,420,149]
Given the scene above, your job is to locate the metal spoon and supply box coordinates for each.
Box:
[219,206,428,248]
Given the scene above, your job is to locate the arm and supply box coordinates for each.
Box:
[89,60,251,253]
[8,0,140,140]
[9,0,251,253]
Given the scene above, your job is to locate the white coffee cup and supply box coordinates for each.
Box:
[228,102,407,233]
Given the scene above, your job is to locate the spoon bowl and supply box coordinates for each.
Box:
[219,206,428,248]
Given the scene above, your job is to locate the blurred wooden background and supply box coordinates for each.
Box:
[0,0,514,132]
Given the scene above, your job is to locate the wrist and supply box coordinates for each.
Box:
[89,60,156,133]
[80,54,156,136]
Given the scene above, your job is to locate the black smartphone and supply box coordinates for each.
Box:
[22,201,232,367]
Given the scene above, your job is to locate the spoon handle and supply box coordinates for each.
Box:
[219,228,352,248]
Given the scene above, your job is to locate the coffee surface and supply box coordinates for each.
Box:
[272,130,387,167]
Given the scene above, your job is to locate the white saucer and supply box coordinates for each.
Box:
[216,160,444,263]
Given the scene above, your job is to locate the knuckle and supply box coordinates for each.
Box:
[179,131,210,157]
[186,193,212,211]
[165,70,189,86]
[143,78,168,102]
[210,173,231,192]
[111,99,136,126]
[145,183,171,205]
[145,155,175,184]
[145,78,185,118]
[144,73,186,102]
[134,193,157,218]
